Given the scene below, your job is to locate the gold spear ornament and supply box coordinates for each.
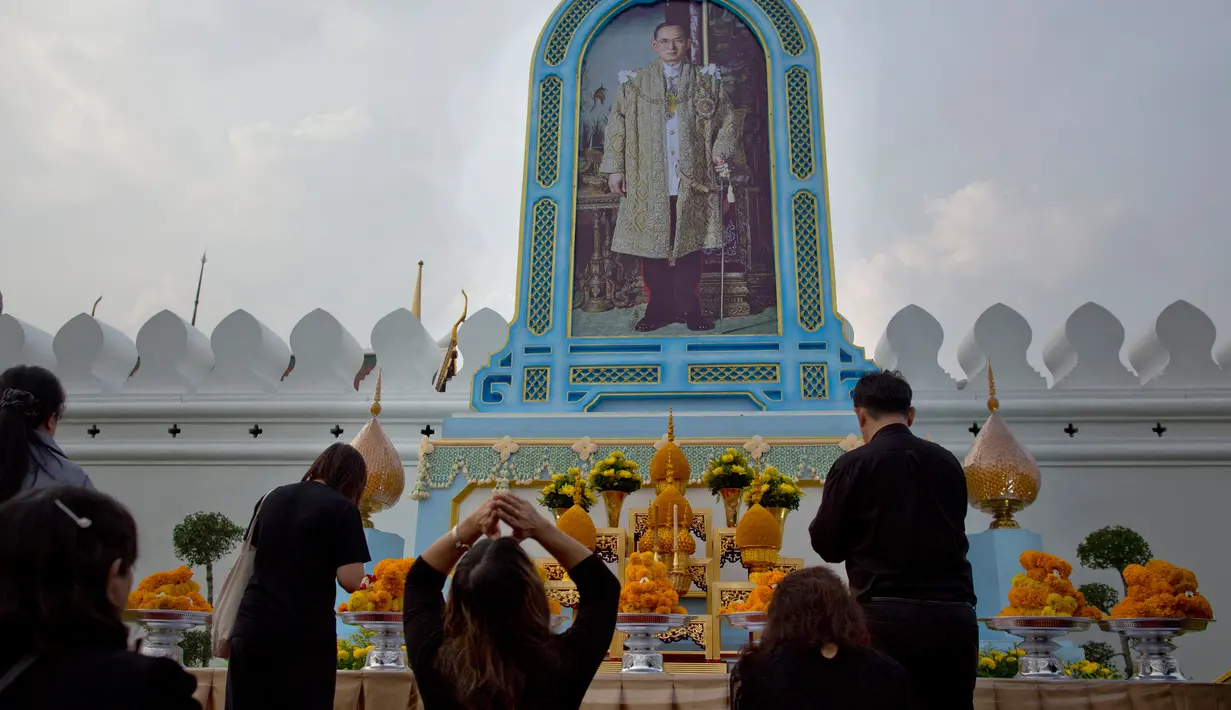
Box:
[433,290,468,392]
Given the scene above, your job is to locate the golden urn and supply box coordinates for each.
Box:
[735,504,782,575]
[351,370,405,528]
[649,410,689,495]
[556,469,597,551]
[963,361,1041,530]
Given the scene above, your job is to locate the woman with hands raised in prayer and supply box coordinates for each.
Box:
[403,492,620,710]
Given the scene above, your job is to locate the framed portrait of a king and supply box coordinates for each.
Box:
[569,0,779,338]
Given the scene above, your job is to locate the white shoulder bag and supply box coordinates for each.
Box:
[212,490,273,659]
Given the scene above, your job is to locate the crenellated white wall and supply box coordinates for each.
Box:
[3,299,1231,680]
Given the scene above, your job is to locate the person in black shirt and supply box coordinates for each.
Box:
[810,371,977,710]
[0,486,198,709]
[226,443,372,710]
[404,492,620,710]
[731,566,911,710]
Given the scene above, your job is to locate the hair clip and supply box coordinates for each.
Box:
[0,388,36,413]
[55,499,93,529]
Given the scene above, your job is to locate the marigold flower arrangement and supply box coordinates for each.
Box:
[619,552,686,615]
[1110,559,1214,619]
[537,563,564,615]
[720,569,787,614]
[337,558,415,613]
[976,646,1025,678]
[587,451,643,494]
[998,551,1103,619]
[538,469,598,511]
[742,467,802,511]
[700,448,755,495]
[127,565,213,612]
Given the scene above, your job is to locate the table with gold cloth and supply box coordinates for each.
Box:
[187,669,1231,709]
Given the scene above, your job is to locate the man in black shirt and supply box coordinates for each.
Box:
[810,371,977,710]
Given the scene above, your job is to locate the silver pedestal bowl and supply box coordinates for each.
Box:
[125,610,211,664]
[981,616,1092,680]
[1098,618,1213,681]
[615,613,692,673]
[338,612,406,671]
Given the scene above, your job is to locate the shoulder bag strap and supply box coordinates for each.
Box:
[242,488,277,550]
[0,654,37,696]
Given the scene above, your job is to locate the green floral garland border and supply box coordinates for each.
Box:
[411,439,845,499]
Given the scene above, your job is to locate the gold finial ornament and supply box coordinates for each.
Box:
[649,409,689,494]
[987,357,1000,413]
[963,358,1040,530]
[411,261,424,320]
[351,368,405,528]
[370,368,383,417]
[433,290,468,392]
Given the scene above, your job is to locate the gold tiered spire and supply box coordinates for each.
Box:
[649,408,689,495]
[350,368,405,527]
[411,261,424,320]
[963,358,1041,530]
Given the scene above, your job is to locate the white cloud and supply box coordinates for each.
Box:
[836,181,1124,374]
[293,106,371,141]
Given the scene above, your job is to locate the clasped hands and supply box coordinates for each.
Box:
[456,493,549,543]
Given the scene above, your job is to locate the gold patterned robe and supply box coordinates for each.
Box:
[599,59,738,262]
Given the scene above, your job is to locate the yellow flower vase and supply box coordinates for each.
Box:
[553,507,570,523]
[719,488,743,528]
[765,507,791,531]
[601,490,627,528]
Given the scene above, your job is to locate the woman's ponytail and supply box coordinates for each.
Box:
[0,366,67,503]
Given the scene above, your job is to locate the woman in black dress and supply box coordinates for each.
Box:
[226,443,371,710]
[403,492,620,710]
[731,567,913,710]
[0,486,199,709]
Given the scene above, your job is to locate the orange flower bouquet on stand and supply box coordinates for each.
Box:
[1100,559,1215,681]
[1110,560,1214,620]
[619,552,686,615]
[337,558,415,613]
[337,558,416,671]
[614,552,691,673]
[127,565,213,612]
[999,551,1103,619]
[720,570,787,614]
[984,551,1099,680]
[125,566,213,663]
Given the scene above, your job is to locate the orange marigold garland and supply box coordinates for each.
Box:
[1111,559,1214,619]
[619,552,686,615]
[337,558,415,613]
[127,565,213,613]
[720,569,787,614]
[998,551,1102,619]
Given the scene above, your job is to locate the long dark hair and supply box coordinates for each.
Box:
[437,537,555,709]
[301,443,368,505]
[749,567,871,658]
[0,486,138,652]
[0,365,67,503]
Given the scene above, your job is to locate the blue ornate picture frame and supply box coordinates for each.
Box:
[470,0,876,414]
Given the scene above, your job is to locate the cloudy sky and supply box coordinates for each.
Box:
[2,0,1228,378]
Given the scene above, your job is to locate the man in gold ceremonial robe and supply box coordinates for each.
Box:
[600,22,738,333]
